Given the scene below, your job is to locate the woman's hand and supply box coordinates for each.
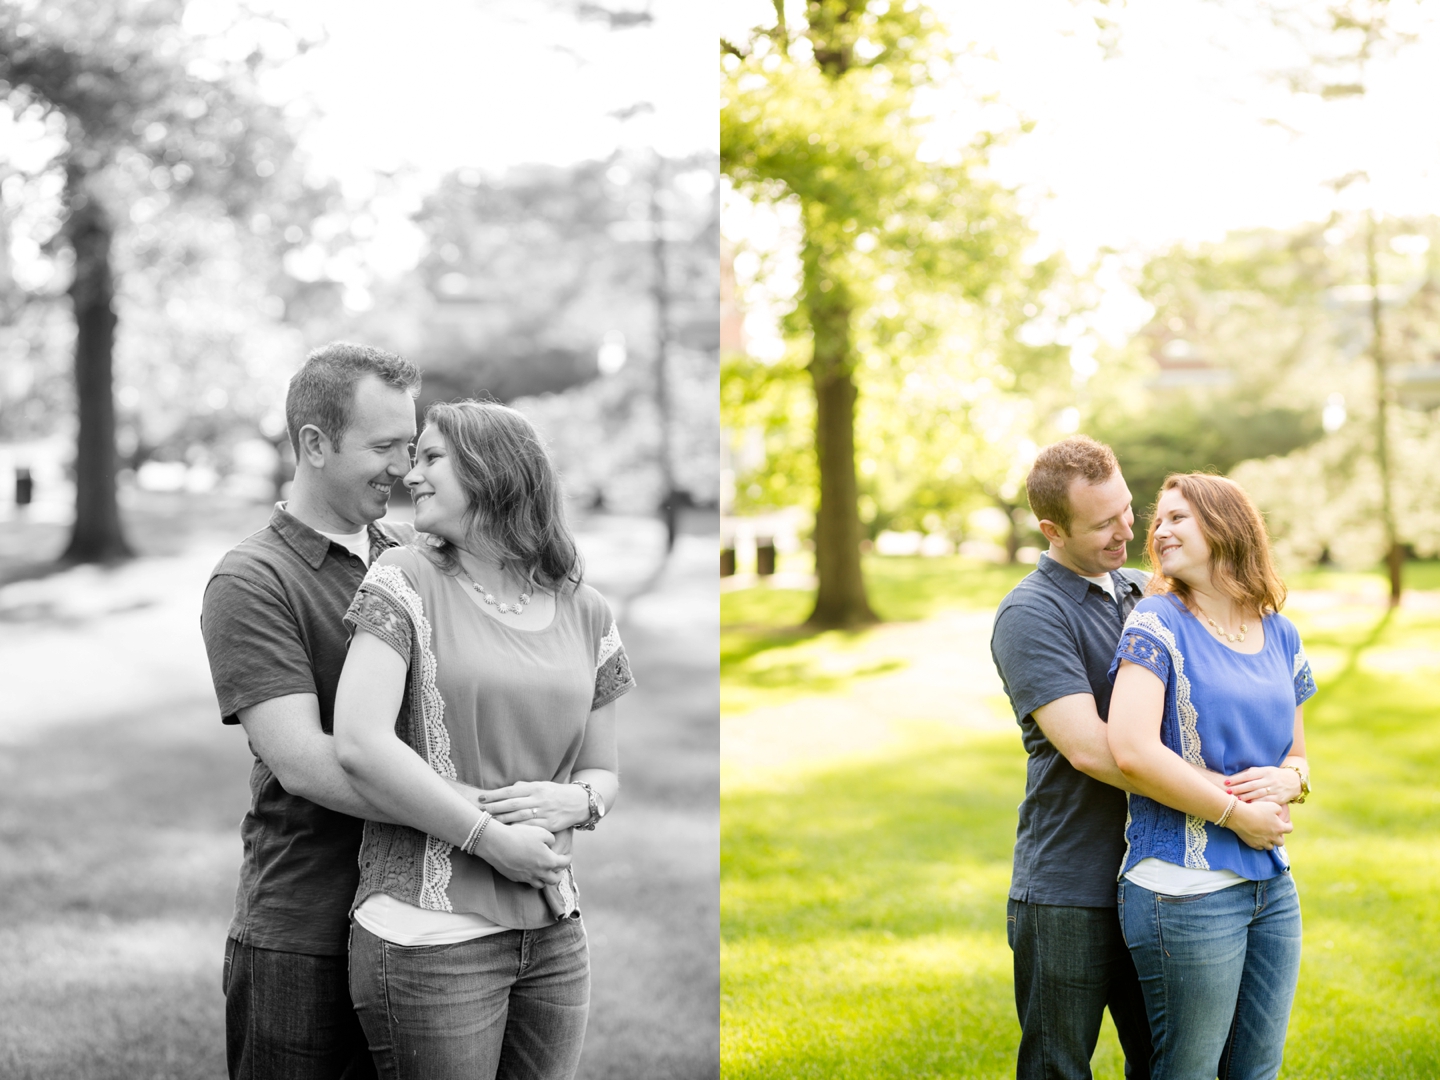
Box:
[1225,798,1293,851]
[478,821,572,889]
[1225,765,1302,805]
[479,781,589,832]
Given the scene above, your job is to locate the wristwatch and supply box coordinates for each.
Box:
[572,780,604,830]
[1283,764,1309,804]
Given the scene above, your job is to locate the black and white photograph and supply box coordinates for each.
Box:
[0,2,717,1078]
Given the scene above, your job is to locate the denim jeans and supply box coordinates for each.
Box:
[222,936,376,1080]
[1117,875,1302,1080]
[1008,899,1153,1080]
[349,917,590,1080]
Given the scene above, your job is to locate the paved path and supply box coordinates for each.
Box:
[0,508,718,1079]
[723,608,1012,788]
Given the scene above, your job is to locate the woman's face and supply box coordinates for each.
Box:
[405,426,470,545]
[1151,487,1211,587]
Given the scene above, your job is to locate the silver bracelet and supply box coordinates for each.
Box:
[461,811,492,855]
[572,781,602,831]
[1215,795,1238,829]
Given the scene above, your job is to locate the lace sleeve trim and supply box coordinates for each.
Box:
[344,580,412,660]
[1293,646,1317,705]
[592,619,636,709]
[1116,626,1171,684]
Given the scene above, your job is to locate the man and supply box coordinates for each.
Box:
[201,343,564,1079]
[989,435,1153,1079]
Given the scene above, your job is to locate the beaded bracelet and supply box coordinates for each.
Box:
[1215,794,1238,829]
[461,811,493,856]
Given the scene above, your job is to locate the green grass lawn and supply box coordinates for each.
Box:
[722,557,1440,1078]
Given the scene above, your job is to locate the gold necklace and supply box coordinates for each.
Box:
[457,564,532,616]
[1201,609,1247,643]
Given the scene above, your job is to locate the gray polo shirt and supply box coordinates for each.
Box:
[201,505,409,955]
[990,553,1148,908]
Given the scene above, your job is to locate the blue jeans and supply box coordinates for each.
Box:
[349,917,590,1080]
[1008,900,1153,1079]
[223,936,376,1080]
[1117,876,1302,1080]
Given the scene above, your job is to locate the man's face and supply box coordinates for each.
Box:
[315,375,417,531]
[1048,471,1135,577]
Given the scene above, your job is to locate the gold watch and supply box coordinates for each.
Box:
[1284,764,1309,804]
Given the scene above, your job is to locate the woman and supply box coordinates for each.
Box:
[1106,473,1314,1080]
[332,400,635,1079]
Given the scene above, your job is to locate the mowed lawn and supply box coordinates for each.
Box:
[721,556,1440,1079]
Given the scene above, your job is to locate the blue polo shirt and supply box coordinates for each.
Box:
[990,553,1148,908]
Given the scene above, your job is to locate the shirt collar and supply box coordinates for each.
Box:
[269,502,396,571]
[1037,551,1143,602]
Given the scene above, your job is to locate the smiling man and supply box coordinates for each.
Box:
[200,342,430,1080]
[989,435,1154,1080]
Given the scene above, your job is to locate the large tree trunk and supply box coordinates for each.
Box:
[62,168,131,564]
[804,239,876,628]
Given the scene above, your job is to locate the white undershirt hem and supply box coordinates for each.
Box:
[353,893,509,946]
[1123,857,1248,897]
[1081,572,1118,601]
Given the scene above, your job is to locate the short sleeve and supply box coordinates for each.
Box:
[1109,620,1172,687]
[1292,645,1317,707]
[592,619,636,710]
[344,560,417,661]
[203,573,321,724]
[990,601,1095,721]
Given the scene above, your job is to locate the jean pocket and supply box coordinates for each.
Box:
[1155,891,1214,905]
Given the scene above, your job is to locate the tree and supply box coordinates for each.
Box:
[397,151,719,514]
[0,0,311,562]
[722,0,1041,626]
[1258,0,1422,601]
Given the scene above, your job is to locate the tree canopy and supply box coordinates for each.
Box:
[722,0,1062,622]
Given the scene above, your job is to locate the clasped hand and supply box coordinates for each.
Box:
[1224,765,1301,806]
[478,780,588,833]
[478,821,571,890]
[1220,766,1299,852]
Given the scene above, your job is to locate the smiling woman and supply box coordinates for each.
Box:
[331,399,635,1080]
[1107,472,1314,1079]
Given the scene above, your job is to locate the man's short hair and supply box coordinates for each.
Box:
[1025,435,1120,534]
[285,342,421,456]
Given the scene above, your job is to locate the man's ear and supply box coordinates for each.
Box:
[297,424,331,469]
[1037,519,1066,548]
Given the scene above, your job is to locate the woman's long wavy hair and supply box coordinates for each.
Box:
[419,400,582,593]
[1145,473,1287,616]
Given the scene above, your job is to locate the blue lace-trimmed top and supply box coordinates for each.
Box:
[1107,594,1317,882]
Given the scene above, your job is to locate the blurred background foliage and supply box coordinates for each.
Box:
[0,0,717,562]
[721,0,1440,607]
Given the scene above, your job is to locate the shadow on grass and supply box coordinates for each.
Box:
[723,730,1029,1078]
[0,698,249,1079]
[722,557,1031,693]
